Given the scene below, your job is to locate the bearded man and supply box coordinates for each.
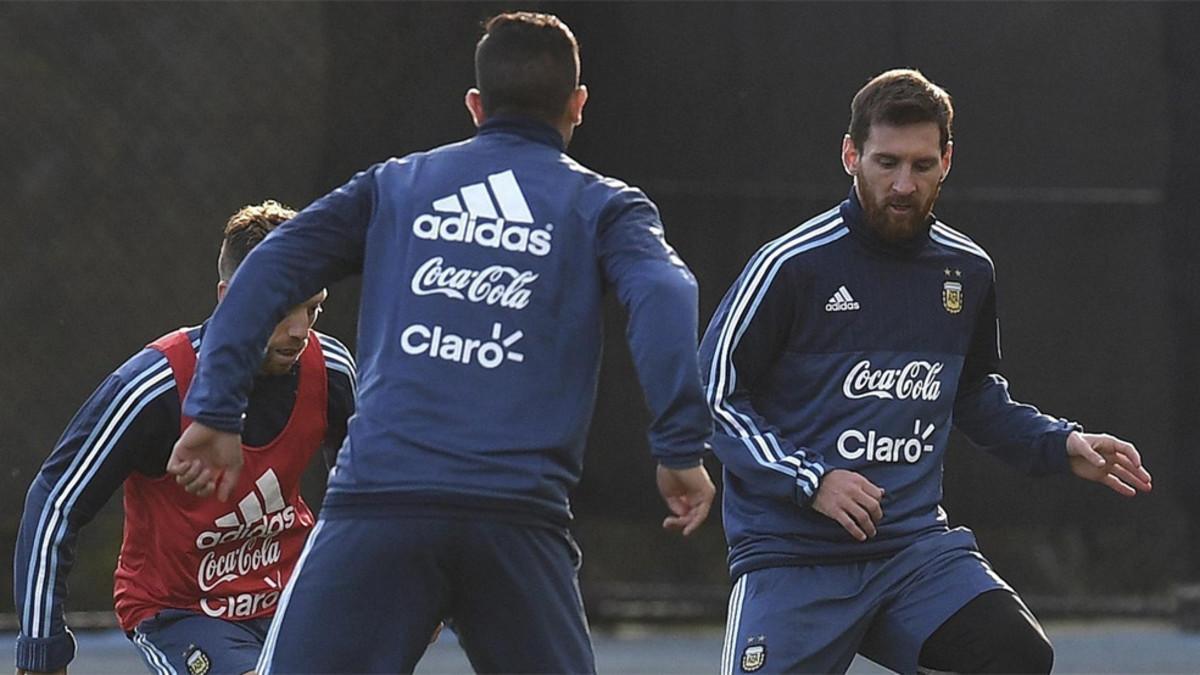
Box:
[700,68,1152,675]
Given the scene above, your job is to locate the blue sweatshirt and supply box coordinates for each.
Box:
[13,326,354,672]
[185,115,712,527]
[699,191,1078,578]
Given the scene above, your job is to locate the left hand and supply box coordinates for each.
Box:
[1066,431,1152,496]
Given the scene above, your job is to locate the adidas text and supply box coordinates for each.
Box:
[825,285,860,312]
[412,214,553,257]
[194,506,296,550]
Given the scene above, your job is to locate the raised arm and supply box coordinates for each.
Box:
[173,168,377,499]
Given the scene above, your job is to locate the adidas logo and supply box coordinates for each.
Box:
[433,169,533,223]
[825,285,861,312]
[194,469,297,550]
[412,169,553,257]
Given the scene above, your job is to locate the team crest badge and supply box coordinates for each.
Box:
[942,280,963,314]
[184,645,211,675]
[741,643,766,672]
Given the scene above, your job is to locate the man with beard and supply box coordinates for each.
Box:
[700,69,1152,674]
[14,201,355,675]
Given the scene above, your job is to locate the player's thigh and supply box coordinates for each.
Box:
[131,609,266,675]
[452,521,595,674]
[259,517,450,675]
[917,588,1053,674]
[722,566,873,675]
[859,529,1014,673]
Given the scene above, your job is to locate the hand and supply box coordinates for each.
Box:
[656,463,716,536]
[168,422,244,501]
[1066,431,1152,497]
[811,469,885,542]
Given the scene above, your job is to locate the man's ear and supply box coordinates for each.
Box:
[216,280,228,303]
[465,88,486,127]
[939,141,954,183]
[567,85,588,126]
[841,134,859,177]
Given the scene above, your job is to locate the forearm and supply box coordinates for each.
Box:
[953,373,1078,474]
[15,479,84,672]
[710,417,826,504]
[622,262,712,466]
[187,170,373,427]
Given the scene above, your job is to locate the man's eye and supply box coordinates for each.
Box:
[877,158,897,168]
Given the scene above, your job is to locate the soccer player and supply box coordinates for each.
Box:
[13,201,356,675]
[702,69,1153,674]
[167,11,716,675]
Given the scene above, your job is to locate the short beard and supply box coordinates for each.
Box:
[859,181,941,243]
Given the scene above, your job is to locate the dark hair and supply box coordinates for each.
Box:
[849,68,953,152]
[475,12,579,122]
[217,200,296,281]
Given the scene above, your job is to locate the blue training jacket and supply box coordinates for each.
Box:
[699,191,1078,578]
[185,115,712,526]
[13,326,354,673]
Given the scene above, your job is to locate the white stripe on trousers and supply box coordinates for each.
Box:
[133,631,177,675]
[722,574,749,675]
[256,519,326,675]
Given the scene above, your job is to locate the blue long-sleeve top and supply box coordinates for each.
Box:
[184,115,712,527]
[699,191,1078,577]
[13,325,354,672]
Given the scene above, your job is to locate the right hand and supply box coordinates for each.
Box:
[656,463,716,536]
[811,469,885,542]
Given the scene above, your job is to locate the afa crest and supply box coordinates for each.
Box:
[741,643,767,672]
[942,280,963,314]
[184,645,211,675]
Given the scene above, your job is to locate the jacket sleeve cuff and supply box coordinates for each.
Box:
[794,461,826,507]
[189,411,245,434]
[15,629,76,672]
[1043,422,1083,474]
[656,454,705,470]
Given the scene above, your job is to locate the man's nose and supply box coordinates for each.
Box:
[892,168,917,196]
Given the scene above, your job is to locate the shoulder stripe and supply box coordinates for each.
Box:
[24,355,174,637]
[931,222,993,264]
[705,211,845,495]
[323,355,357,397]
[324,353,355,378]
[321,348,356,374]
[315,333,353,363]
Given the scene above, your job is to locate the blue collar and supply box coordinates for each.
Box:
[477,114,566,151]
